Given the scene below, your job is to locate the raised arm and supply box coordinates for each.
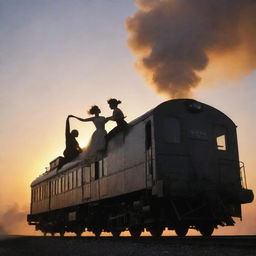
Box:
[68,115,94,122]
[65,117,71,140]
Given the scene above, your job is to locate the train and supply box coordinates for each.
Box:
[27,99,254,237]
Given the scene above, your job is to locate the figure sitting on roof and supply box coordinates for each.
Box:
[63,116,82,164]
[106,98,128,138]
[69,105,107,162]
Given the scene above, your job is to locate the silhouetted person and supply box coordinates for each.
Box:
[69,105,107,162]
[63,117,82,163]
[106,98,128,138]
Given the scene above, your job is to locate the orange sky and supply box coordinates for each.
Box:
[0,1,255,236]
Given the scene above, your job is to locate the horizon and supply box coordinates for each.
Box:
[0,0,255,236]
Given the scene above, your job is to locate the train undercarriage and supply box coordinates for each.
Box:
[28,189,238,237]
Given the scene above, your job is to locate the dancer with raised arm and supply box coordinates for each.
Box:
[69,105,107,162]
[63,116,82,164]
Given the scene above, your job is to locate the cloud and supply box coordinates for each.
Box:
[0,204,27,235]
[126,0,256,98]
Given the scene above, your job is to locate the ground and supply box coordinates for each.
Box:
[0,236,255,256]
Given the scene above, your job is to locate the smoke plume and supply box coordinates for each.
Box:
[126,0,256,98]
[0,204,27,235]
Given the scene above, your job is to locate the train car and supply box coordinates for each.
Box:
[27,99,254,237]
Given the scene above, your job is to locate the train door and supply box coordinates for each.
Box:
[215,125,241,217]
[145,120,154,188]
[82,165,91,201]
[186,117,215,182]
[90,162,100,201]
[215,125,239,185]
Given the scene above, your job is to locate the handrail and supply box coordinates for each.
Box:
[239,161,247,189]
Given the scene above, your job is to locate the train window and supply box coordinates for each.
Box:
[42,185,45,199]
[50,182,52,196]
[55,180,58,195]
[146,121,152,150]
[31,189,34,202]
[36,188,38,201]
[217,135,226,151]
[33,188,36,202]
[43,185,45,199]
[34,188,36,202]
[58,178,61,194]
[145,121,153,175]
[39,186,41,201]
[34,189,36,202]
[40,186,42,200]
[51,181,54,196]
[77,168,82,187]
[45,184,47,199]
[99,161,103,178]
[53,181,55,195]
[55,179,59,195]
[61,177,64,193]
[55,181,57,195]
[103,159,107,176]
[65,174,68,191]
[91,164,95,181]
[37,187,39,201]
[215,126,227,151]
[45,184,48,199]
[73,170,77,188]
[83,167,91,183]
[69,172,73,190]
[95,162,99,180]
[163,117,181,143]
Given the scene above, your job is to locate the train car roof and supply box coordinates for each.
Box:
[31,160,82,186]
[129,98,236,127]
[31,99,236,186]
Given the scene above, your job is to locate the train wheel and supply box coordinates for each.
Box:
[92,228,102,237]
[75,231,82,237]
[74,226,84,237]
[148,226,164,237]
[174,224,189,237]
[129,226,143,238]
[198,224,214,237]
[59,231,65,237]
[111,230,121,238]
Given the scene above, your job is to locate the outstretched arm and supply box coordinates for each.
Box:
[68,115,94,122]
[65,117,70,140]
[105,116,113,122]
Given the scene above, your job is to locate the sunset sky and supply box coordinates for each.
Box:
[0,0,255,235]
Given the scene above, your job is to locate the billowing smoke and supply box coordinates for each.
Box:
[0,204,27,235]
[126,0,256,98]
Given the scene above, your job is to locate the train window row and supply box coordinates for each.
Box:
[32,168,82,202]
[32,161,108,202]
[50,167,82,196]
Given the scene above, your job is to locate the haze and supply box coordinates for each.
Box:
[0,0,255,236]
